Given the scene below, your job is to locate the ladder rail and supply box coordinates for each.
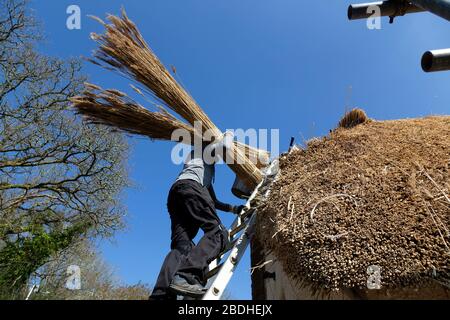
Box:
[202,160,279,300]
[207,215,244,277]
[206,179,265,278]
[202,213,257,300]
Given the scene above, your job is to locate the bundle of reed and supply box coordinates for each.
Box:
[72,82,269,188]
[73,83,196,142]
[71,9,269,188]
[73,84,271,170]
[338,108,369,129]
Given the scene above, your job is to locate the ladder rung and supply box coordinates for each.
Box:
[206,230,245,279]
[226,237,239,252]
[229,221,247,238]
[240,207,255,220]
[206,199,259,284]
[206,237,239,279]
[229,211,255,238]
[202,213,258,300]
[217,238,239,261]
[206,262,224,279]
[202,160,279,300]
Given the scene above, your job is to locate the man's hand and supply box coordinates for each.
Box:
[222,131,235,150]
[231,205,246,215]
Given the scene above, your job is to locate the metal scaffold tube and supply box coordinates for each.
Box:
[348,1,425,20]
[421,49,450,72]
[348,0,450,72]
[410,0,450,21]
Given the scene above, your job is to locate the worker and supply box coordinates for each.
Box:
[150,132,244,299]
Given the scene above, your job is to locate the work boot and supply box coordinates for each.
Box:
[169,275,206,298]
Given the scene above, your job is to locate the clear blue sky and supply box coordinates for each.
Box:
[30,0,449,299]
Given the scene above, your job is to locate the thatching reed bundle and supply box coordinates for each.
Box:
[71,9,267,188]
[73,83,196,142]
[257,114,450,295]
[88,9,218,136]
[338,108,369,129]
[73,84,270,167]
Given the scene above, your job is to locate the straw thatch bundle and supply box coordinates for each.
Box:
[338,108,369,129]
[257,113,450,293]
[73,83,196,142]
[71,9,268,188]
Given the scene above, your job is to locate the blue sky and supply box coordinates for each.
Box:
[30,1,449,299]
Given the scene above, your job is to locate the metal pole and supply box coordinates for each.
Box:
[410,0,450,21]
[349,1,450,72]
[25,284,36,300]
[421,48,450,72]
[348,1,425,20]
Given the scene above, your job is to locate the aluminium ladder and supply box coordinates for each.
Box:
[200,160,279,300]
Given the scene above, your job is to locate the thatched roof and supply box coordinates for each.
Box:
[257,114,450,291]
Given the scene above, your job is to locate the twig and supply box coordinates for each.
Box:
[291,203,296,220]
[250,260,274,275]
[309,193,357,241]
[425,203,450,254]
[423,170,450,204]
[287,196,292,212]
[272,226,287,239]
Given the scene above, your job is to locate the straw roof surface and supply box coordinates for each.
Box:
[257,115,450,290]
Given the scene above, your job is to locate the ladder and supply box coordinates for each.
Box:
[201,160,279,300]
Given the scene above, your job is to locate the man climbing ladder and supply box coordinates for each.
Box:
[150,133,244,299]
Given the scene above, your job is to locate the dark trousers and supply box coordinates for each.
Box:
[150,180,228,299]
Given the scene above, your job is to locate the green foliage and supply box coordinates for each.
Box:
[0,223,89,299]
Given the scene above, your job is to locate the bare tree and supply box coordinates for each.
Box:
[0,0,129,298]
